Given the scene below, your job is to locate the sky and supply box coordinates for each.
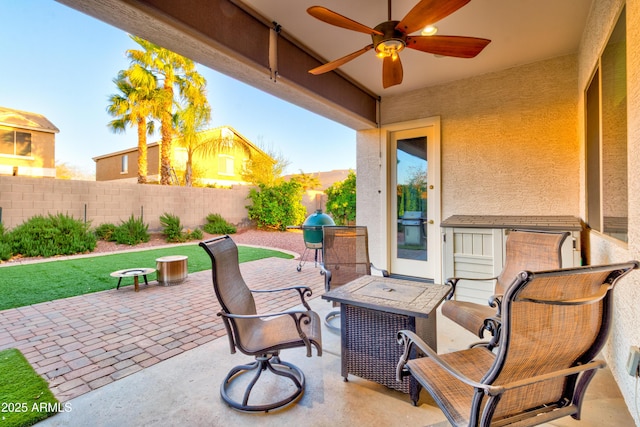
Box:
[0,0,356,177]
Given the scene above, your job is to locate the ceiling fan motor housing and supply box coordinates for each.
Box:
[372,21,407,56]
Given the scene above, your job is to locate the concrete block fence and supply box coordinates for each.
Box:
[0,176,252,231]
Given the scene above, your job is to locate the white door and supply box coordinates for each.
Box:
[389,124,440,279]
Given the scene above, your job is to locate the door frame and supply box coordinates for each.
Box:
[384,117,441,283]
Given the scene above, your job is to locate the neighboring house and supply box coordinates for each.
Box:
[0,106,59,178]
[93,126,273,186]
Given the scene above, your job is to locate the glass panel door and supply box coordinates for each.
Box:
[390,126,436,278]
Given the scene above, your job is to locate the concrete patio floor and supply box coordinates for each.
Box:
[0,253,634,426]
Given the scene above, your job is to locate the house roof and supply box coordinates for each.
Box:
[92,125,272,161]
[0,106,60,133]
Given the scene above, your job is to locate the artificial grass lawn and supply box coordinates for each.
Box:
[0,348,60,427]
[0,244,293,311]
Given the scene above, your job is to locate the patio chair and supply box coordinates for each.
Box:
[441,229,569,348]
[397,261,639,425]
[199,235,322,412]
[321,225,389,330]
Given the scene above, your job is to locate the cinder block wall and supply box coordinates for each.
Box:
[0,176,251,231]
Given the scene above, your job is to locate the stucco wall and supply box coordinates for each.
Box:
[357,56,580,273]
[358,0,640,420]
[0,176,251,231]
[356,128,388,268]
[577,1,640,423]
[95,145,161,182]
[380,54,580,220]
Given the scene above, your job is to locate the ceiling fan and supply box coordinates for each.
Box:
[307,0,491,89]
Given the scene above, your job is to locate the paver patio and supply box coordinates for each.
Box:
[0,256,324,402]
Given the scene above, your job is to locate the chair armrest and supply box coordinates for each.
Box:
[397,330,606,398]
[488,293,503,316]
[488,359,606,396]
[445,276,498,300]
[251,286,313,310]
[371,263,390,277]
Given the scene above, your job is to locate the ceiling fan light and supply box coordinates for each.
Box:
[421,25,438,36]
[375,39,405,58]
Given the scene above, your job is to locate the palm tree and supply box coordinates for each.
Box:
[173,70,215,186]
[174,104,210,187]
[126,36,207,185]
[106,66,161,183]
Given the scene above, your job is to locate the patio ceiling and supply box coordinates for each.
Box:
[56,0,592,129]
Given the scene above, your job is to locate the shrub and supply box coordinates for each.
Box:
[94,223,117,241]
[0,222,11,261]
[0,242,11,261]
[203,213,236,235]
[8,213,96,257]
[246,181,306,231]
[112,215,149,245]
[188,228,203,240]
[326,171,356,225]
[160,213,188,243]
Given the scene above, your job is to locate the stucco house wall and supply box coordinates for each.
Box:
[358,0,640,422]
[94,144,161,182]
[382,54,580,220]
[0,107,59,178]
[577,0,640,419]
[357,54,580,272]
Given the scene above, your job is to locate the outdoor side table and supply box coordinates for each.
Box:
[111,268,156,292]
[322,275,450,402]
[156,255,188,285]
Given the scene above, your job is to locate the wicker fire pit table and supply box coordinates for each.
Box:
[323,275,449,401]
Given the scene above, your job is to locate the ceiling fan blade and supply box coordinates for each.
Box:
[307,6,383,35]
[406,35,491,58]
[382,55,403,89]
[309,45,374,75]
[396,0,471,35]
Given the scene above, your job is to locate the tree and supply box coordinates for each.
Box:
[241,141,290,186]
[55,161,94,181]
[106,66,162,183]
[290,170,321,191]
[173,88,211,186]
[126,36,207,185]
[325,170,356,225]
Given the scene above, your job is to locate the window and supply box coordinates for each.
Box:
[0,129,32,157]
[585,7,627,242]
[121,155,128,173]
[219,155,234,176]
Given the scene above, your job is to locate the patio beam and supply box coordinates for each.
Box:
[56,0,378,129]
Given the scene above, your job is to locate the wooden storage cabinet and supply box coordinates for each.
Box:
[441,216,583,305]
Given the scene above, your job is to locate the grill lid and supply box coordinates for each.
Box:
[302,209,335,243]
